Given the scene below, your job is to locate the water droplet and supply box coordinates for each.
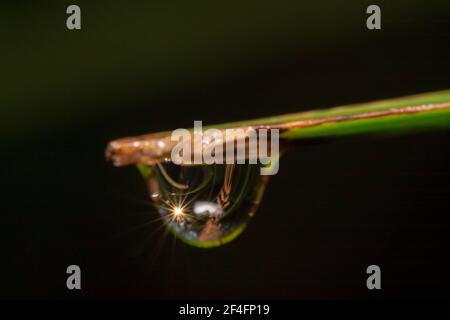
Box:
[138,162,269,248]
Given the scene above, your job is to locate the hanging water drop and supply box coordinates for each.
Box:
[137,162,269,248]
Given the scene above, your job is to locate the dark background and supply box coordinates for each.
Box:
[1,1,450,299]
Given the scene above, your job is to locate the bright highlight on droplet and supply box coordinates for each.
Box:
[173,207,183,216]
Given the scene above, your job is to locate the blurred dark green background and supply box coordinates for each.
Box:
[1,1,450,299]
[2,0,450,141]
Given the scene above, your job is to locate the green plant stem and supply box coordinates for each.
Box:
[106,90,450,167]
[214,90,450,140]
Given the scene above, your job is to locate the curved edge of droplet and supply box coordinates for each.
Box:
[169,222,250,248]
[135,162,272,248]
[171,171,270,248]
[136,163,251,248]
[137,163,153,179]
